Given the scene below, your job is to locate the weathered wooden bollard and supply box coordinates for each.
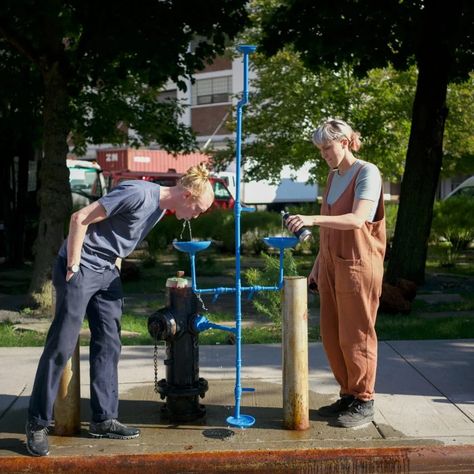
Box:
[52,282,81,436]
[282,276,309,430]
[54,338,81,435]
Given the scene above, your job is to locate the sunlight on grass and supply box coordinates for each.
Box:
[376,314,474,340]
[2,312,473,347]
[1,250,473,347]
[0,322,46,347]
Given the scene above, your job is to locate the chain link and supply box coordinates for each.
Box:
[195,291,208,312]
[153,335,160,393]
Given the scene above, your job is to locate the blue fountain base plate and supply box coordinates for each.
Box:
[226,414,255,428]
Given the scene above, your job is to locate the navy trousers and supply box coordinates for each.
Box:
[28,256,123,426]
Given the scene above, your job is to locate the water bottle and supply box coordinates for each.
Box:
[281,211,312,242]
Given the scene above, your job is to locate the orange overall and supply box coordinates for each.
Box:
[318,167,386,401]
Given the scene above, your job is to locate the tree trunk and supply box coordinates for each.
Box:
[27,63,71,311]
[0,153,14,263]
[9,137,33,265]
[385,65,448,284]
[385,3,461,285]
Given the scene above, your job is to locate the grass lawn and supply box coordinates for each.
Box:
[2,310,474,347]
[1,248,473,347]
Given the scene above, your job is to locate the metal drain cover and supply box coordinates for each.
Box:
[202,428,235,440]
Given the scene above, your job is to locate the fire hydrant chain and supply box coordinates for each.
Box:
[194,291,208,312]
[153,336,160,393]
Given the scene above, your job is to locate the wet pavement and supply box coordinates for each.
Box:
[1,341,473,472]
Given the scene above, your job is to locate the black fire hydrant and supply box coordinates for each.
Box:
[148,276,208,421]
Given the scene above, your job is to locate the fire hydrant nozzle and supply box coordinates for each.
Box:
[148,308,177,341]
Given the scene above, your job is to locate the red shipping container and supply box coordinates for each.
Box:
[96,148,211,173]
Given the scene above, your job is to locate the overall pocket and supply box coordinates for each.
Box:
[334,256,363,294]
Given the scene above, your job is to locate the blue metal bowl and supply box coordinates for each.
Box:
[172,240,212,254]
[238,44,257,54]
[263,236,298,249]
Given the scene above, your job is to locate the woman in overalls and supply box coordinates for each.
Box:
[286,119,386,428]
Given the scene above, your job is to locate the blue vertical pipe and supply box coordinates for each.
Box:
[190,254,197,291]
[228,45,256,427]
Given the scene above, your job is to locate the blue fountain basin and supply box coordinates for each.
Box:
[173,240,212,254]
[238,44,257,54]
[263,236,298,249]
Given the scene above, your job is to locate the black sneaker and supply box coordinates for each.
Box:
[334,399,374,428]
[25,420,49,457]
[89,419,140,439]
[317,395,355,418]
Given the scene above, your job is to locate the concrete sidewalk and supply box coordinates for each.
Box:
[1,340,474,472]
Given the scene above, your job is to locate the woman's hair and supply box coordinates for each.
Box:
[312,119,362,152]
[179,163,213,197]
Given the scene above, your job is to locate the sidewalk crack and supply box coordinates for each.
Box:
[384,341,474,423]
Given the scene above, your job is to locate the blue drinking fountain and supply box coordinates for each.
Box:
[173,45,298,428]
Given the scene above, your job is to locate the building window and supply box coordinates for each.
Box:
[192,76,232,105]
[158,89,177,102]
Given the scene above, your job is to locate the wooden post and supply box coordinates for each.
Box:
[54,339,81,435]
[282,276,309,430]
[52,282,81,435]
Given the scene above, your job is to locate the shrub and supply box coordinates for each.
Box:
[385,202,398,241]
[286,202,321,216]
[431,196,474,265]
[146,210,234,254]
[244,250,299,326]
[146,214,183,254]
[240,211,283,254]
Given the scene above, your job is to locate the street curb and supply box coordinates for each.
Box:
[1,445,474,473]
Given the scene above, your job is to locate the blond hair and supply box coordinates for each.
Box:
[312,119,362,152]
[179,163,213,197]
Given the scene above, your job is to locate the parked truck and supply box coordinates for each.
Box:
[96,147,234,210]
[67,158,107,208]
[216,162,319,210]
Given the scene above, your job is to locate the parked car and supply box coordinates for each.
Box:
[444,176,474,200]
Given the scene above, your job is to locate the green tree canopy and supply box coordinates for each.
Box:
[214,48,414,183]
[0,0,249,308]
[215,48,474,183]
[255,0,474,284]
[443,75,474,176]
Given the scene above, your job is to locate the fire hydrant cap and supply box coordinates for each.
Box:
[166,277,191,288]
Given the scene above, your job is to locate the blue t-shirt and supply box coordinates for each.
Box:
[327,160,382,221]
[59,181,165,272]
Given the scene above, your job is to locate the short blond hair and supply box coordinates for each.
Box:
[312,119,362,152]
[179,164,213,197]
